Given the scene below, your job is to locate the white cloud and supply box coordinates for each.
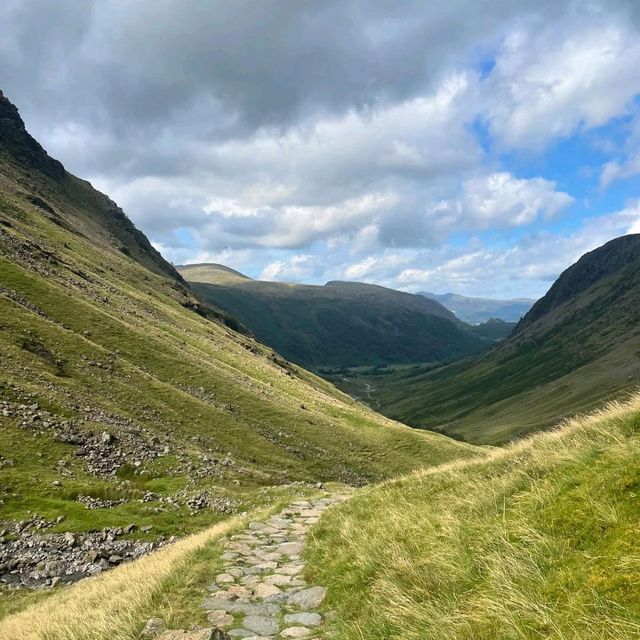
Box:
[260,255,318,282]
[601,155,640,187]
[345,255,415,281]
[431,172,573,229]
[205,71,480,205]
[358,201,640,297]
[267,193,400,247]
[485,22,640,149]
[600,112,640,187]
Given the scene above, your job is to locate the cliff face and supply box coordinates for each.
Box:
[0,90,65,179]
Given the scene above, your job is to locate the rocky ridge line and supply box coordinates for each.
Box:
[0,90,65,179]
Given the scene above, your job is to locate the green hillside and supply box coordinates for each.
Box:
[4,86,637,640]
[354,235,640,444]
[0,90,479,567]
[307,395,640,640]
[179,263,488,369]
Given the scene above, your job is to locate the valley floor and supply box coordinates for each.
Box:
[2,395,639,639]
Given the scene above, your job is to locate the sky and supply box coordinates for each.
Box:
[3,1,640,299]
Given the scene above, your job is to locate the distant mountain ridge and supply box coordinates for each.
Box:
[419,291,536,323]
[179,264,492,369]
[362,234,640,443]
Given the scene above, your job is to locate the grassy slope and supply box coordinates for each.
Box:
[351,237,640,444]
[0,144,479,544]
[306,396,640,640]
[180,264,488,370]
[467,318,515,341]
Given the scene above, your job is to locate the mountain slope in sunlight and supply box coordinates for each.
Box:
[0,89,479,551]
[307,395,640,640]
[364,234,640,443]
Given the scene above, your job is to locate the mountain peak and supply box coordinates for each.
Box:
[177,263,252,285]
[0,90,65,180]
[518,233,640,330]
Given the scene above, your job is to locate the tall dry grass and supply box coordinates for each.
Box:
[306,394,640,640]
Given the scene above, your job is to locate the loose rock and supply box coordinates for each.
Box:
[140,617,166,638]
[287,586,327,610]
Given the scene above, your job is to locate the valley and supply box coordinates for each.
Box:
[0,91,479,615]
[353,235,640,444]
[0,88,638,640]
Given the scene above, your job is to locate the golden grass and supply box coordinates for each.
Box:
[306,394,640,640]
[0,516,240,640]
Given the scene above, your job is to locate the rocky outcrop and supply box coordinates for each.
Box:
[0,518,168,589]
[0,90,65,179]
[517,233,640,330]
[1,398,171,478]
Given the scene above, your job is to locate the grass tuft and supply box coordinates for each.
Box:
[306,395,640,640]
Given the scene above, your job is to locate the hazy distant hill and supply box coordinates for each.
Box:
[359,235,640,443]
[180,264,490,369]
[419,291,536,323]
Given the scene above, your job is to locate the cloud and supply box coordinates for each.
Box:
[2,1,640,298]
[90,75,485,252]
[316,200,640,297]
[429,173,573,229]
[601,154,640,187]
[259,255,321,282]
[600,112,640,187]
[483,18,640,149]
[0,1,567,139]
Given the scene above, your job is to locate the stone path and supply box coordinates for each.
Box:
[154,494,348,640]
[204,494,349,639]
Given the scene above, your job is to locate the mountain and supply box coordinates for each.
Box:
[4,397,638,639]
[178,264,490,370]
[419,291,536,323]
[0,89,479,585]
[1,90,636,640]
[355,234,640,444]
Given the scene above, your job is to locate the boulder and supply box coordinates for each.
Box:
[140,618,165,638]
